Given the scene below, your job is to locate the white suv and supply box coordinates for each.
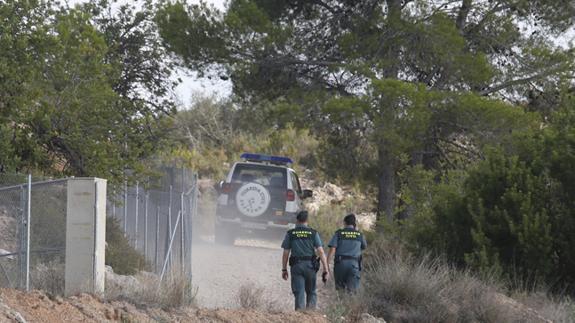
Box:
[215,153,313,244]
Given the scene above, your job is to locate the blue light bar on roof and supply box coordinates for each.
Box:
[240,153,293,165]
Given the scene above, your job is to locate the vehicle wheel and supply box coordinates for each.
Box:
[215,224,236,245]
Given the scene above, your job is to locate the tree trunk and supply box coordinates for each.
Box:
[375,0,402,223]
[456,0,473,31]
[377,145,395,222]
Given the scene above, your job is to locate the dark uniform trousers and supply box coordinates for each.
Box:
[290,260,317,310]
[334,259,360,292]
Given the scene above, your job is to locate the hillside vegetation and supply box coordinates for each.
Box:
[1,0,575,321]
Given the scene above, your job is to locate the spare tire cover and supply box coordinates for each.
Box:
[235,182,271,217]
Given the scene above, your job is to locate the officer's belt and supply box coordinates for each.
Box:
[335,255,360,261]
[290,256,315,261]
[289,255,315,267]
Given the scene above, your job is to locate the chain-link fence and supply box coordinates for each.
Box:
[0,169,198,294]
[108,168,198,281]
[0,175,67,294]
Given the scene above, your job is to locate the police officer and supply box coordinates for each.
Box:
[327,214,367,293]
[281,211,330,311]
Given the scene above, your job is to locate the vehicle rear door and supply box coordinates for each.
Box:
[229,163,287,221]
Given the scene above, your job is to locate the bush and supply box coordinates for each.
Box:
[324,293,365,323]
[514,291,575,323]
[400,115,575,290]
[363,246,452,321]
[153,272,197,309]
[332,239,574,323]
[30,261,65,296]
[405,146,575,289]
[106,269,196,309]
[236,283,278,311]
[106,217,147,275]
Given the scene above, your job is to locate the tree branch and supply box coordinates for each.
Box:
[480,64,569,96]
[465,1,511,35]
[311,0,338,15]
[262,57,340,67]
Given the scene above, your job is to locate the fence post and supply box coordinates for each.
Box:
[25,174,31,292]
[180,168,185,274]
[123,181,128,233]
[168,185,172,237]
[18,185,25,289]
[155,206,160,273]
[166,185,172,273]
[144,192,148,260]
[192,188,195,281]
[180,192,184,274]
[112,190,116,218]
[134,181,139,249]
[65,178,107,296]
[188,173,197,287]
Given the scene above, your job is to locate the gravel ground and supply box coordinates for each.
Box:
[191,237,333,312]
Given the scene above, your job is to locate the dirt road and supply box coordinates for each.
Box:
[191,237,332,311]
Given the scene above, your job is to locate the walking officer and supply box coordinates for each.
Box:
[327,214,367,293]
[281,211,330,310]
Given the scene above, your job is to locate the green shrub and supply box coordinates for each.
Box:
[394,108,575,290]
[106,217,147,275]
[402,146,574,289]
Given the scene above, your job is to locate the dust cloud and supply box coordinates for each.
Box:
[191,238,293,310]
[191,193,331,311]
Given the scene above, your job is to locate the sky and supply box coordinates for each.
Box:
[68,0,231,105]
[161,0,232,104]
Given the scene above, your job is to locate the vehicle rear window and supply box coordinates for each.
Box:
[231,164,287,187]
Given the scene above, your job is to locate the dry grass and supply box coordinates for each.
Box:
[362,249,521,322]
[514,291,575,323]
[105,269,196,309]
[363,250,452,322]
[324,293,365,323]
[328,240,575,323]
[236,283,279,312]
[29,261,65,296]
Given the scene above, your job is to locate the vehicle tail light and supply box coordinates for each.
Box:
[286,189,295,201]
[222,183,232,194]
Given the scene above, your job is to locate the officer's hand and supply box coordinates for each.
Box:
[322,271,330,283]
[282,270,289,281]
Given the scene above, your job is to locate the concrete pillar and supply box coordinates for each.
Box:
[65,178,107,296]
